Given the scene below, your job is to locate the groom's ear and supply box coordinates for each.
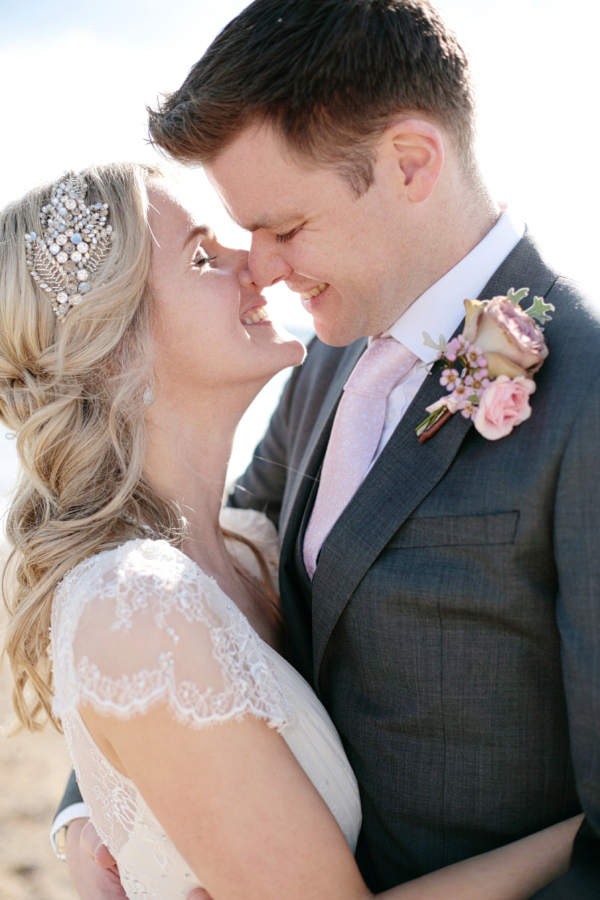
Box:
[383,118,444,202]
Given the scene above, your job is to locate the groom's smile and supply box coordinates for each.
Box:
[300,282,328,301]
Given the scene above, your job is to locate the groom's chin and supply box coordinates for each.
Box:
[312,320,368,348]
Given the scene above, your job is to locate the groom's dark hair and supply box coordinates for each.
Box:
[148,0,476,196]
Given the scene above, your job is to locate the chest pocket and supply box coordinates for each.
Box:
[387,510,520,549]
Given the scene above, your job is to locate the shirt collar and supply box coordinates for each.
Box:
[384,208,525,363]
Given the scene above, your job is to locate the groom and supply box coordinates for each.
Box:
[56,1,600,897]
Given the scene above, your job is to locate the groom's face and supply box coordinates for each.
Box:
[206,124,417,346]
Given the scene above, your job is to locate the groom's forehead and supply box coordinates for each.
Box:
[208,137,325,229]
[209,122,323,191]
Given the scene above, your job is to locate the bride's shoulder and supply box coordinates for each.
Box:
[57,537,189,595]
[54,538,220,631]
[52,535,292,730]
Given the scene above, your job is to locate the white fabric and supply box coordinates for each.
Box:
[51,508,361,900]
[369,208,525,467]
[50,802,88,854]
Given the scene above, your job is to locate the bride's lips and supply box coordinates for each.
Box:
[299,282,329,312]
[240,301,271,326]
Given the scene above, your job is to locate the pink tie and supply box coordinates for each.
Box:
[303,338,418,579]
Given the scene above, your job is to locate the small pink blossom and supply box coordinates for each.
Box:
[461,401,477,419]
[474,375,536,440]
[444,335,468,362]
[464,345,487,369]
[440,368,460,390]
[451,383,470,402]
[464,373,490,394]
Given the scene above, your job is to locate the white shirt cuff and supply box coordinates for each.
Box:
[50,803,89,853]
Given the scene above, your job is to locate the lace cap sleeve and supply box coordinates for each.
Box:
[52,539,291,731]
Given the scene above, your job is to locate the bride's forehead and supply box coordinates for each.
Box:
[147,184,198,245]
[148,182,188,220]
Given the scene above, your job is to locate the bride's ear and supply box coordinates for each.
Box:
[384,118,444,202]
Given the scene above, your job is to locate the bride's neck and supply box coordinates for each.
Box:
[143,390,242,573]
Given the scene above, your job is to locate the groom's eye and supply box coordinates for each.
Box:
[275,227,300,244]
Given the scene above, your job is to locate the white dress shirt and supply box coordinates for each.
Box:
[370,208,524,467]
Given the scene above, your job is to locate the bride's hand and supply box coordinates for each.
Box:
[66,818,126,900]
[79,819,118,869]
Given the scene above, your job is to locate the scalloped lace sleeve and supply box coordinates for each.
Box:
[52,538,292,732]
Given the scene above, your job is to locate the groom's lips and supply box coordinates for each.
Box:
[300,282,330,312]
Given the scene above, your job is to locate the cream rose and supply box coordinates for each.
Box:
[462,295,549,379]
[474,375,536,440]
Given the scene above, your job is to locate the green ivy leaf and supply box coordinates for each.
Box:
[507,287,530,307]
[422,331,447,353]
[525,295,555,325]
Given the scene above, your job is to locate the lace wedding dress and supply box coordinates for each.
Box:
[51,508,361,900]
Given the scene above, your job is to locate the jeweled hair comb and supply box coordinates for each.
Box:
[24,172,114,317]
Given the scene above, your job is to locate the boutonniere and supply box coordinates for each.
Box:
[416,287,554,443]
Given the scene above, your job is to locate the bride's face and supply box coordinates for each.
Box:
[147,180,305,402]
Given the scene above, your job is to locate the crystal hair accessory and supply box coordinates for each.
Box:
[24,172,114,318]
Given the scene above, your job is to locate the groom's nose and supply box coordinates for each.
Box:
[248,231,293,288]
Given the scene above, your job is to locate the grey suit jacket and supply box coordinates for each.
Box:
[230,232,600,897]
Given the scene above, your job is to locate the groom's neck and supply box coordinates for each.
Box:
[409,169,501,304]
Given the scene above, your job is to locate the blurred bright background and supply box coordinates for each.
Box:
[0,4,596,896]
[0,0,597,522]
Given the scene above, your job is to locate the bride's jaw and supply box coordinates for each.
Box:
[238,296,306,367]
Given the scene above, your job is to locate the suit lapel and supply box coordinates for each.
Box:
[311,230,558,685]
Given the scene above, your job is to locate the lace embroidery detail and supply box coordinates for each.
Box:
[53,536,293,730]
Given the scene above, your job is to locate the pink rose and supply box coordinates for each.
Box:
[474,375,536,440]
[462,294,549,378]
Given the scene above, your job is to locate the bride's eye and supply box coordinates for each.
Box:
[192,252,218,269]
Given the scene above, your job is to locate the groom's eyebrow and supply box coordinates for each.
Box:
[182,225,214,249]
[246,214,303,233]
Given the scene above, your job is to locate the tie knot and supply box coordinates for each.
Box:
[344,338,418,398]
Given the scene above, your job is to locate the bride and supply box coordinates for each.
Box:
[1,163,580,900]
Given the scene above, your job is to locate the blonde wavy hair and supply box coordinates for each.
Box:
[1,162,280,733]
[0,162,186,731]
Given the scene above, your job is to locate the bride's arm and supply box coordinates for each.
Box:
[83,703,580,900]
[377,815,582,900]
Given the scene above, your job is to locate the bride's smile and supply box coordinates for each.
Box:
[146,180,305,406]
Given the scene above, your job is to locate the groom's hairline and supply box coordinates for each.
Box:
[148,0,477,193]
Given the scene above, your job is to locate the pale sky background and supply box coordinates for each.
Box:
[0,0,598,515]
